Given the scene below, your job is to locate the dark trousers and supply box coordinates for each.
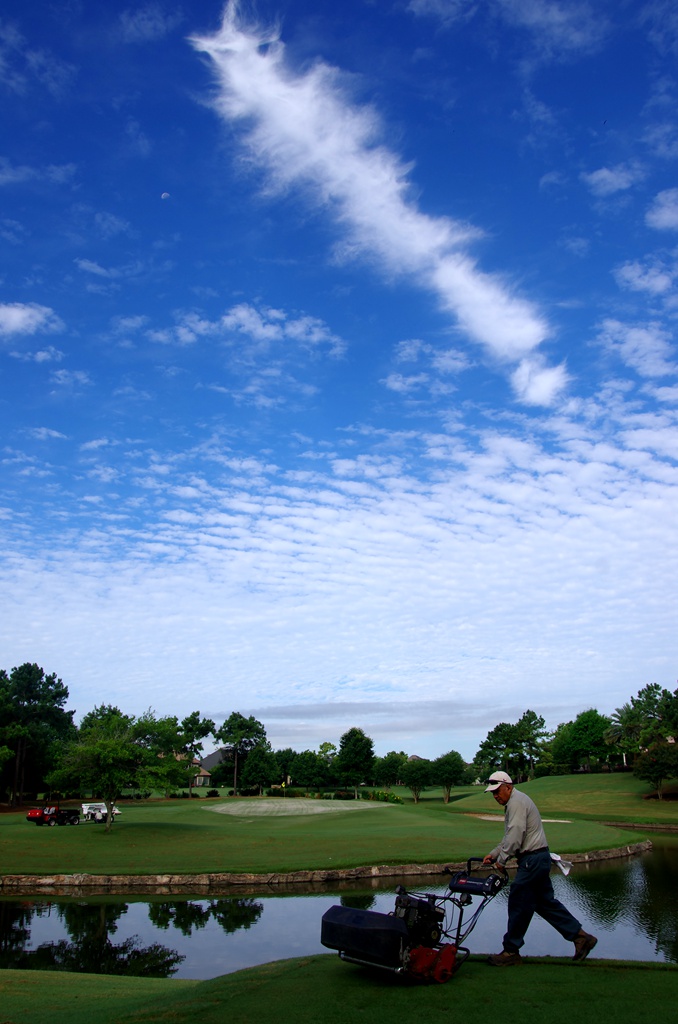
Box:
[503,849,581,953]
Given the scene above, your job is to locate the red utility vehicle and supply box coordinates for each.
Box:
[26,804,80,827]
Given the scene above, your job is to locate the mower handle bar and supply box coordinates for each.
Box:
[443,857,506,875]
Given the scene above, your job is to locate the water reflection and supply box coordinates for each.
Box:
[148,898,263,937]
[0,900,184,976]
[1,842,677,979]
[0,897,264,977]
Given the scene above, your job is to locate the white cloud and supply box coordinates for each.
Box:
[221,304,345,356]
[80,438,111,451]
[10,345,64,362]
[191,3,563,404]
[0,157,75,188]
[0,302,63,337]
[561,235,590,258]
[640,0,678,56]
[580,162,645,197]
[599,319,677,378]
[2,384,677,756]
[614,259,675,296]
[0,22,75,96]
[652,384,678,403]
[143,303,345,361]
[644,121,678,160]
[95,211,132,238]
[50,369,93,388]
[112,315,150,333]
[74,258,119,278]
[407,0,476,25]
[431,348,470,373]
[511,355,570,405]
[382,372,430,393]
[646,188,678,230]
[539,170,567,190]
[119,4,183,43]
[386,337,470,398]
[410,0,607,58]
[496,0,606,55]
[28,427,68,440]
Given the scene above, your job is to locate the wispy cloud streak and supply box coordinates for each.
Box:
[191,3,566,405]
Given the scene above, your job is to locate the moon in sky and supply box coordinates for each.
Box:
[161,192,170,199]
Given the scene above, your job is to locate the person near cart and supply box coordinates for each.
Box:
[482,770,598,966]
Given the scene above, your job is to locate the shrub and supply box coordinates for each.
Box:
[206,788,220,797]
[360,788,403,804]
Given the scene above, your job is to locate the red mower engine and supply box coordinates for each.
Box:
[393,891,455,982]
[407,943,457,984]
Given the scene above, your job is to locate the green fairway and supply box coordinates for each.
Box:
[2,955,677,1024]
[0,783,645,877]
[445,773,678,824]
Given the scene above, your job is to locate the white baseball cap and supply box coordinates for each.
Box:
[485,771,513,792]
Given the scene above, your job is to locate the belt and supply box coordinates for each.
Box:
[517,846,549,860]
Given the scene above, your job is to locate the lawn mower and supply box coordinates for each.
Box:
[321,858,507,983]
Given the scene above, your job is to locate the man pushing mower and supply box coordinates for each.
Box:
[482,770,598,966]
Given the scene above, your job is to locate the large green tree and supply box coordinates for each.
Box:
[0,663,75,805]
[290,749,327,790]
[274,747,298,786]
[474,710,548,782]
[240,741,278,795]
[48,707,186,829]
[515,709,548,774]
[333,727,375,797]
[633,741,678,800]
[373,751,408,788]
[604,701,643,765]
[178,711,215,796]
[432,749,467,802]
[550,708,611,771]
[400,758,433,804]
[473,721,520,780]
[630,684,678,746]
[215,713,266,796]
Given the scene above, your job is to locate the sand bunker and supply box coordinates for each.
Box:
[205,798,393,817]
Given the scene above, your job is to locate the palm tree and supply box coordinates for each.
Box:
[604,702,642,765]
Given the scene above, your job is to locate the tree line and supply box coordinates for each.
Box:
[470,684,678,798]
[2,664,678,830]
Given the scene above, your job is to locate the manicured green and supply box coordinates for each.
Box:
[2,955,677,1024]
[0,786,640,876]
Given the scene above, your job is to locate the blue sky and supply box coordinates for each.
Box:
[1,0,677,761]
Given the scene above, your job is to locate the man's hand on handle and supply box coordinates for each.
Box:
[483,855,507,874]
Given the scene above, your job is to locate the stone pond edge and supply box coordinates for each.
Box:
[0,840,652,893]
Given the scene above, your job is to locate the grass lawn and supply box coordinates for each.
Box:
[0,783,644,876]
[444,773,678,824]
[2,955,677,1024]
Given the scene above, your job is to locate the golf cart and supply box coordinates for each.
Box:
[26,803,80,827]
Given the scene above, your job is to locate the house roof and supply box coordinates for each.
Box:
[201,748,231,771]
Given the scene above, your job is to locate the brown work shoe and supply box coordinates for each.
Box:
[573,930,597,961]
[487,950,522,966]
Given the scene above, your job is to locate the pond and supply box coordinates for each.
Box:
[2,840,677,979]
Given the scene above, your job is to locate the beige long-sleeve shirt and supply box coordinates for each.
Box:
[489,787,548,866]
